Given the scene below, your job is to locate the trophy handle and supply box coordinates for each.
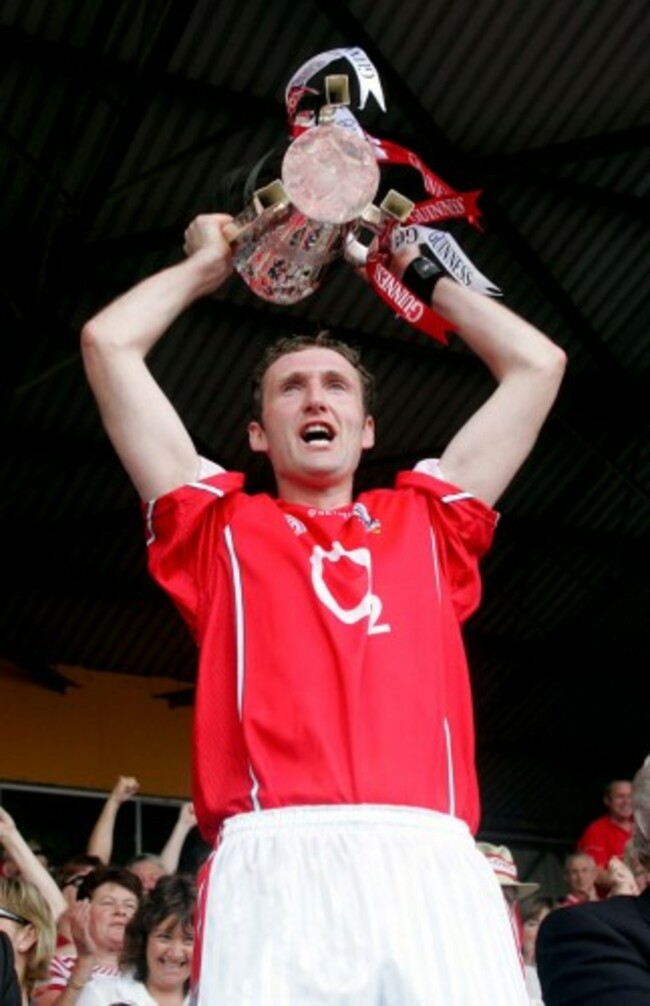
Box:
[223,180,290,244]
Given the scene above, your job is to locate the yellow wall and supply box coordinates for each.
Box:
[0,664,192,797]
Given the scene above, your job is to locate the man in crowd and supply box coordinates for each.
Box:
[81,211,565,1004]
[561,852,599,906]
[577,779,634,892]
[537,758,650,1006]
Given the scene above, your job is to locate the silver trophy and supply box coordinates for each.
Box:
[223,74,409,305]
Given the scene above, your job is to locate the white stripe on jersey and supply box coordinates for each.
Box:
[429,528,442,603]
[224,524,262,811]
[224,526,245,717]
[443,717,456,817]
[441,491,474,503]
[145,478,226,547]
[188,481,226,496]
[145,499,156,545]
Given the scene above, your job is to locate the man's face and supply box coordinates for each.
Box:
[565,856,597,894]
[89,882,139,952]
[605,781,633,822]
[128,860,165,893]
[248,347,374,502]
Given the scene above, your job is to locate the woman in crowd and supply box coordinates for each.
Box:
[75,874,195,1006]
[521,895,555,1001]
[0,877,56,1006]
[35,865,142,1004]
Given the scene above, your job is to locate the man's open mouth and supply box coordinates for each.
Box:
[301,423,335,444]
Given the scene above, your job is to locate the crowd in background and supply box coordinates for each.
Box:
[0,771,647,1005]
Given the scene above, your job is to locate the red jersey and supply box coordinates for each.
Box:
[577,814,633,868]
[144,463,497,843]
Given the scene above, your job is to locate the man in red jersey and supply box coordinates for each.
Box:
[81,212,566,1005]
[577,779,635,893]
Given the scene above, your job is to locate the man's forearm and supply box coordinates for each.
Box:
[86,798,120,864]
[81,253,230,362]
[432,278,565,381]
[430,278,566,504]
[80,217,234,501]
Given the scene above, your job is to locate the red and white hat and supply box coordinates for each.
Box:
[477,842,539,900]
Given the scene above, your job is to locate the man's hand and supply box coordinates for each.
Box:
[178,802,197,830]
[110,776,140,805]
[183,213,235,291]
[607,855,639,896]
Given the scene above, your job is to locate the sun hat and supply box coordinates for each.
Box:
[477,842,540,899]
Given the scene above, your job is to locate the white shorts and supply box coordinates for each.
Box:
[193,805,528,1006]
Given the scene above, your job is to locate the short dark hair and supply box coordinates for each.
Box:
[76,865,143,904]
[250,331,375,422]
[120,874,196,987]
[53,854,103,889]
[126,853,165,870]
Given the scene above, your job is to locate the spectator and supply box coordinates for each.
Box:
[0,876,56,1006]
[0,808,66,929]
[521,896,555,1003]
[537,755,650,1005]
[75,875,194,1005]
[477,843,542,1004]
[561,853,599,906]
[576,779,634,892]
[52,857,103,956]
[125,855,166,895]
[54,859,104,915]
[35,866,142,1005]
[87,777,196,885]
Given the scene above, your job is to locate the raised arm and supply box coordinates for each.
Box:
[0,807,66,922]
[86,775,139,864]
[429,278,566,506]
[81,214,234,501]
[159,802,197,875]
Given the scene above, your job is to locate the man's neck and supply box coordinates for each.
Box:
[275,477,354,510]
[610,814,634,832]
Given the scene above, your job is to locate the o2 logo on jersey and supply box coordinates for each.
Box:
[310,541,391,635]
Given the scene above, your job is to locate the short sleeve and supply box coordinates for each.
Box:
[141,470,245,638]
[396,467,498,622]
[33,954,72,997]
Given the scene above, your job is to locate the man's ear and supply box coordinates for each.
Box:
[362,415,375,450]
[248,420,268,454]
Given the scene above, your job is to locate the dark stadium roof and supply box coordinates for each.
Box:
[1,0,649,844]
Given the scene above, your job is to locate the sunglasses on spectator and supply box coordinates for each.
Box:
[0,906,30,926]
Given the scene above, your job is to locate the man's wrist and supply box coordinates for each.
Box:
[401,254,445,304]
